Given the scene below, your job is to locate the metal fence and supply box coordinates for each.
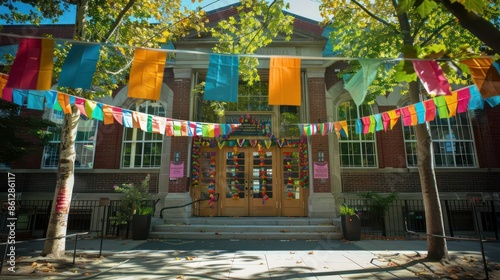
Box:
[339,197,500,240]
[0,199,156,240]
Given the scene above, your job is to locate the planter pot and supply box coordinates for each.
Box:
[341,214,361,241]
[132,214,152,240]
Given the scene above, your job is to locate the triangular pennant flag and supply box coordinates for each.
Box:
[249,139,258,148]
[165,120,174,136]
[456,87,471,113]
[202,123,209,137]
[217,139,225,149]
[13,89,28,106]
[74,97,87,117]
[423,99,436,122]
[196,123,203,136]
[151,116,160,134]
[84,100,97,118]
[387,109,400,129]
[57,92,72,114]
[401,106,413,126]
[355,119,363,135]
[137,112,149,132]
[173,121,181,136]
[374,114,383,131]
[208,124,215,138]
[214,124,221,138]
[188,122,196,136]
[236,139,246,147]
[268,57,301,106]
[204,54,239,102]
[276,138,286,148]
[468,85,484,110]
[157,117,166,135]
[6,38,54,90]
[92,103,104,121]
[128,48,167,101]
[132,111,141,128]
[361,116,371,134]
[412,60,451,96]
[414,102,425,124]
[434,96,449,118]
[264,139,272,148]
[112,107,123,125]
[381,112,390,131]
[485,95,500,107]
[444,91,458,117]
[408,104,418,125]
[461,58,500,98]
[102,105,114,125]
[44,90,58,109]
[0,73,9,100]
[59,43,101,89]
[181,121,188,136]
[339,120,348,137]
[27,90,46,110]
[344,59,382,106]
[368,115,376,133]
[122,110,133,128]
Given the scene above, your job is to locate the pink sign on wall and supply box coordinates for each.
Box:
[170,161,184,178]
[313,162,329,179]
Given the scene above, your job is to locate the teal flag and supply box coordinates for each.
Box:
[344,59,382,106]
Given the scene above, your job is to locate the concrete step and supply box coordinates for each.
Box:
[149,217,342,240]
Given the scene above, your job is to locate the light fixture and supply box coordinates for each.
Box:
[174,151,180,162]
[318,151,324,162]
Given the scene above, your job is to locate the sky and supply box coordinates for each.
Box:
[0,0,322,25]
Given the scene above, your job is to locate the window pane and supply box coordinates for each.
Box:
[338,99,377,167]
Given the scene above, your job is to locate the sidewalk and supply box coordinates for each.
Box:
[2,237,499,279]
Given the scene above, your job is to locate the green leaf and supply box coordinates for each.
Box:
[394,61,417,83]
[453,0,487,14]
[396,0,415,15]
[415,0,438,17]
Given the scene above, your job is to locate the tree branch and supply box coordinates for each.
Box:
[437,0,500,54]
[102,0,137,43]
[352,0,400,33]
[420,19,454,47]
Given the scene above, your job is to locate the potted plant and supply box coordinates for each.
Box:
[358,192,398,237]
[113,174,154,240]
[339,204,361,241]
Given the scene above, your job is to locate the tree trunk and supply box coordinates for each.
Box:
[409,81,448,260]
[42,106,80,258]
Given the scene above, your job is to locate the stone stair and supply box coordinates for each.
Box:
[149,217,342,240]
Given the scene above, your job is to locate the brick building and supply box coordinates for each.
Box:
[1,5,499,223]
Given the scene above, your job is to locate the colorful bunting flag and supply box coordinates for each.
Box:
[423,99,436,122]
[112,107,123,125]
[412,60,451,96]
[13,89,28,106]
[414,102,425,124]
[456,87,471,113]
[433,96,449,118]
[204,54,239,102]
[102,105,114,125]
[461,58,500,98]
[268,57,301,106]
[0,73,9,100]
[59,43,101,89]
[27,90,46,110]
[57,92,72,114]
[128,48,167,101]
[468,85,484,110]
[45,90,57,109]
[6,38,54,90]
[444,92,458,117]
[344,59,382,106]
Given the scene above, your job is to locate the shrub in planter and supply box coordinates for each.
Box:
[339,204,361,241]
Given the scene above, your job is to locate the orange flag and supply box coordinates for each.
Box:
[461,58,500,98]
[128,48,167,101]
[0,73,8,99]
[268,57,301,106]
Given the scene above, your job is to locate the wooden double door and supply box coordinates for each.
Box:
[193,146,307,217]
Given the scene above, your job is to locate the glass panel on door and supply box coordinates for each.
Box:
[281,149,305,216]
[249,148,276,216]
[222,147,248,216]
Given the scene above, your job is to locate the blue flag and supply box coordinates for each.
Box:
[59,43,101,89]
[204,54,239,102]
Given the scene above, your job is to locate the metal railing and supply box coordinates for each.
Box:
[339,197,500,240]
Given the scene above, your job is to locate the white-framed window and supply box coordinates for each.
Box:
[337,99,378,167]
[403,101,476,168]
[121,100,166,168]
[42,110,98,169]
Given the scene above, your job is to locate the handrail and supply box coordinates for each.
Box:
[159,193,219,218]
[0,231,89,273]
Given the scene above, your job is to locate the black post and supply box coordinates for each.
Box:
[0,242,8,274]
[73,234,79,265]
[471,202,489,279]
[444,200,454,237]
[490,200,498,240]
[99,204,106,257]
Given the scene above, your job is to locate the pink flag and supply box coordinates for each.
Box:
[413,60,451,96]
[423,99,436,122]
[456,87,471,113]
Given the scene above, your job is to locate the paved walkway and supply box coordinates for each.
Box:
[2,237,499,279]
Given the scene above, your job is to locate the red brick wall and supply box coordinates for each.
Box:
[376,106,407,168]
[93,122,122,169]
[0,172,159,193]
[166,71,191,193]
[307,76,331,193]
